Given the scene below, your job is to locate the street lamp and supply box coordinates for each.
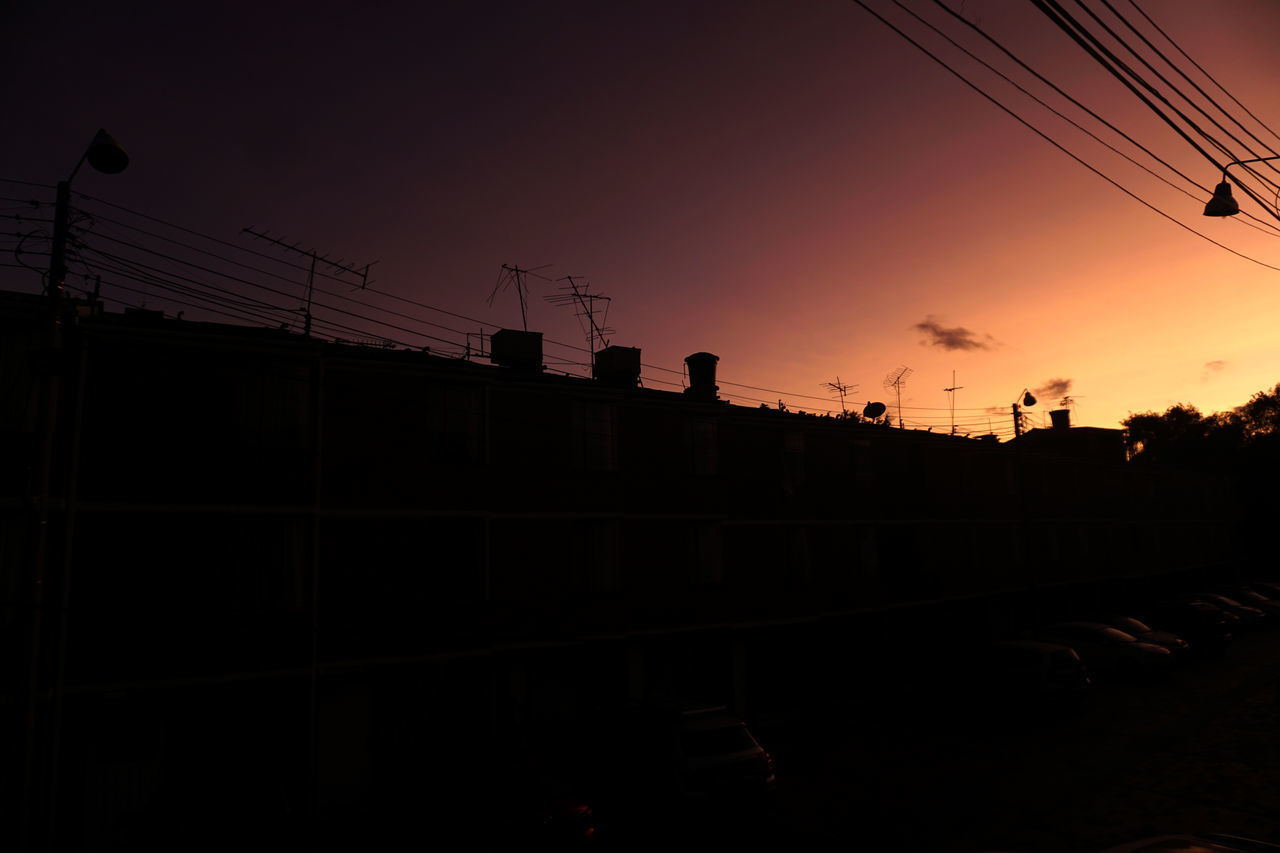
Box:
[1012,388,1036,439]
[24,129,128,850]
[47,129,129,313]
[1203,155,1280,218]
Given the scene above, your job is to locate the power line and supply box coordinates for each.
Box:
[1125,0,1280,147]
[1027,0,1280,222]
[925,0,1280,237]
[0,178,55,190]
[1067,0,1280,187]
[68,193,608,361]
[849,0,1280,273]
[1097,0,1280,172]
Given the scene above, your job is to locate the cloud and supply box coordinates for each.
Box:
[1202,359,1228,381]
[1034,378,1072,400]
[913,315,998,351]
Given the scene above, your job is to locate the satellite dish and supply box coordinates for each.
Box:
[863,401,886,418]
[1022,392,1037,407]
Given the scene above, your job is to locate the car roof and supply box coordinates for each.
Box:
[992,639,1076,653]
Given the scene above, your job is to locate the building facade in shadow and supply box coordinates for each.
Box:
[0,291,1239,849]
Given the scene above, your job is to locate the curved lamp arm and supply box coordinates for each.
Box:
[1204,154,1280,218]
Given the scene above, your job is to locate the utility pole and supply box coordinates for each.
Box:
[25,129,128,853]
[1011,388,1036,439]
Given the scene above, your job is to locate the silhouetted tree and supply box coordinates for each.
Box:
[1123,385,1280,465]
[1124,385,1280,569]
[1123,404,1220,467]
[1234,383,1280,441]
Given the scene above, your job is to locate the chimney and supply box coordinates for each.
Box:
[489,329,543,371]
[1049,408,1071,430]
[594,345,641,387]
[684,352,719,400]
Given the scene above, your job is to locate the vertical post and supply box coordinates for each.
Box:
[21,178,74,851]
[303,254,317,338]
[1012,403,1022,439]
[307,351,323,831]
[48,181,72,314]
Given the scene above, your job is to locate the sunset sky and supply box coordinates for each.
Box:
[6,0,1280,437]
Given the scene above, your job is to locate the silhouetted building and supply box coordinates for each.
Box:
[0,291,1239,848]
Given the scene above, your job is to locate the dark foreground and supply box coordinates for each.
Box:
[751,627,1280,853]
[317,625,1280,852]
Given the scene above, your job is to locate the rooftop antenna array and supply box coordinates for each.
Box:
[822,376,858,416]
[242,227,376,338]
[545,275,613,368]
[1060,395,1085,426]
[883,366,913,429]
[489,263,551,332]
[944,370,965,435]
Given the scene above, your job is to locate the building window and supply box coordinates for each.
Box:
[572,402,615,471]
[430,383,483,463]
[691,419,717,476]
[584,519,620,594]
[852,440,873,486]
[783,431,805,488]
[691,522,723,585]
[234,362,313,450]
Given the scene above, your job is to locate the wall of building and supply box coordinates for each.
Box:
[0,299,1242,847]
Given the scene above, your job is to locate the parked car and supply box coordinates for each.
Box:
[1244,580,1280,600]
[1096,615,1191,659]
[1099,833,1280,852]
[1222,587,1280,617]
[1035,621,1174,679]
[1139,599,1235,655]
[581,702,776,833]
[677,706,777,802]
[1188,593,1267,627]
[490,794,598,850]
[979,639,1093,707]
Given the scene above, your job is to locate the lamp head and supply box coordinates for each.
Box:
[1022,392,1037,407]
[1203,181,1239,217]
[85,129,128,175]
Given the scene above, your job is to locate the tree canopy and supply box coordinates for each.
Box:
[1122,383,1280,468]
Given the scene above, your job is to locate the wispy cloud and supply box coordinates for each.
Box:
[1034,378,1072,400]
[1202,359,1228,381]
[913,315,998,351]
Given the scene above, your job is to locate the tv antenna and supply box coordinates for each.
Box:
[883,366,913,429]
[242,227,377,338]
[1061,395,1085,421]
[545,275,613,367]
[489,263,552,331]
[822,376,858,416]
[943,370,965,435]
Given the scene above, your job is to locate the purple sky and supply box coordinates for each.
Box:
[7,1,1280,435]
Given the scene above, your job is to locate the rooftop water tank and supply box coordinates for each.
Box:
[594,345,641,387]
[489,329,543,371]
[684,352,719,400]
